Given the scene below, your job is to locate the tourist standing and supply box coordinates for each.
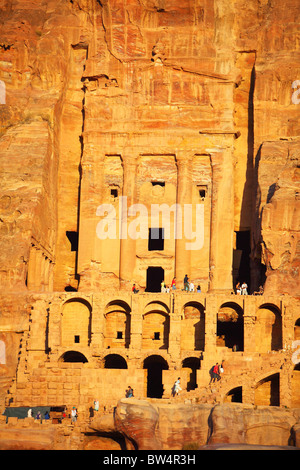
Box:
[71,406,77,424]
[94,399,99,412]
[241,282,248,295]
[184,274,189,291]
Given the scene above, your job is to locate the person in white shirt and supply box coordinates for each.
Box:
[241,282,248,295]
[71,407,77,423]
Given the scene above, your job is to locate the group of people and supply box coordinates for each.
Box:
[133,279,264,295]
[27,407,68,422]
[163,276,202,293]
[235,282,248,295]
[160,281,171,293]
[27,409,50,421]
[125,386,134,398]
[132,276,202,294]
[236,282,264,296]
[209,362,224,384]
[183,274,201,293]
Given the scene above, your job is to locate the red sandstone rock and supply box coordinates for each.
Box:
[253,141,300,296]
[207,403,298,447]
[0,0,299,453]
[114,398,161,450]
[93,400,300,450]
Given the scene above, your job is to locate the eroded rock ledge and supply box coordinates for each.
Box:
[89,399,300,450]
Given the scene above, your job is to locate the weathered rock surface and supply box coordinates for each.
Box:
[0,0,299,294]
[0,427,56,450]
[0,0,299,453]
[252,140,300,296]
[90,400,300,450]
[114,398,161,450]
[208,403,299,447]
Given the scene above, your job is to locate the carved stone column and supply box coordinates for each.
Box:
[204,295,217,352]
[27,245,37,290]
[243,296,256,353]
[90,295,105,354]
[27,247,43,291]
[129,294,142,351]
[119,152,138,289]
[209,145,234,291]
[77,148,105,290]
[175,152,193,289]
[168,294,182,359]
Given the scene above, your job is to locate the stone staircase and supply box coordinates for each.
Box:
[168,372,235,405]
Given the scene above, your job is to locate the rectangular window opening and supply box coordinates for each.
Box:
[154,332,160,340]
[148,228,164,251]
[110,188,118,198]
[117,331,123,339]
[74,335,80,344]
[197,185,207,200]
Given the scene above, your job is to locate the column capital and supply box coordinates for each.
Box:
[176,150,194,165]
[120,145,139,161]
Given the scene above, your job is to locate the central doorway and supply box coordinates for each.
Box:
[145,267,164,292]
[232,230,251,292]
[143,355,169,398]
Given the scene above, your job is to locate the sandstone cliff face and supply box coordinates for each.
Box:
[0,0,299,452]
[252,140,300,296]
[0,0,299,293]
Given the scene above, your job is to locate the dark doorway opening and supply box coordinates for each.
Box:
[233,230,251,291]
[148,228,164,251]
[146,267,164,292]
[182,357,201,391]
[144,355,169,398]
[217,303,244,351]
